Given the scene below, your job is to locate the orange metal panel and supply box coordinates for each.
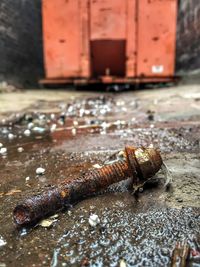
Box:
[90,0,127,40]
[43,0,82,78]
[136,0,177,77]
[90,0,136,77]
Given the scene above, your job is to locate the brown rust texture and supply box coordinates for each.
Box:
[171,242,190,267]
[13,146,162,226]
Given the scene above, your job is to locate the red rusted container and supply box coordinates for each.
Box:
[40,0,178,86]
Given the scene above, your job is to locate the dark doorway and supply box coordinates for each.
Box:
[90,40,126,77]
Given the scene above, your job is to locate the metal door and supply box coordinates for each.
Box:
[90,0,137,78]
[136,0,177,77]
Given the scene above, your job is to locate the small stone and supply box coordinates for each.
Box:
[93,164,102,169]
[2,128,8,134]
[119,259,126,267]
[32,127,46,134]
[24,129,31,136]
[161,248,169,255]
[25,114,33,122]
[71,128,76,136]
[36,167,45,175]
[116,100,125,106]
[50,124,57,133]
[88,214,100,227]
[176,197,183,203]
[28,122,34,129]
[73,120,78,126]
[100,130,106,135]
[39,214,58,228]
[0,147,7,155]
[39,220,53,228]
[0,235,7,247]
[19,228,28,237]
[17,147,24,153]
[0,143,3,148]
[50,113,55,120]
[148,144,154,148]
[121,107,127,112]
[79,108,85,117]
[58,119,64,126]
[8,133,14,140]
[25,177,30,181]
[39,114,46,121]
[139,187,144,193]
[101,122,109,129]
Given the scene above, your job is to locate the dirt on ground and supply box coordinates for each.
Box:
[0,84,200,267]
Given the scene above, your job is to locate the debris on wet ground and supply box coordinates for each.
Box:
[25,176,30,182]
[93,163,102,169]
[0,94,199,155]
[38,214,59,228]
[49,206,200,266]
[32,126,46,134]
[0,88,200,266]
[36,167,46,175]
[24,129,31,137]
[8,133,15,140]
[88,214,100,227]
[5,189,22,196]
[17,147,24,153]
[147,110,155,121]
[161,162,173,188]
[0,235,7,248]
[119,259,127,267]
[0,147,7,155]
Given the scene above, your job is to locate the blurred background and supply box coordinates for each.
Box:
[0,0,199,89]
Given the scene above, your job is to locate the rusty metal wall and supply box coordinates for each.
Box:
[137,0,177,78]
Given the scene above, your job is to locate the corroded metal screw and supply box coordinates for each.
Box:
[171,241,190,267]
[13,146,162,226]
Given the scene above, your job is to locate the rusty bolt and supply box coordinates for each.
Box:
[13,146,162,226]
[171,241,190,267]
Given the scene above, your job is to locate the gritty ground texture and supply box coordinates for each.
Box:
[0,84,200,267]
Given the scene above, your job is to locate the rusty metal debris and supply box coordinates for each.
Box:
[13,146,162,226]
[171,241,190,267]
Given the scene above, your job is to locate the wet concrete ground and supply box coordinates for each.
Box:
[0,85,200,266]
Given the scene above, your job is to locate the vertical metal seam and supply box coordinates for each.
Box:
[135,0,139,77]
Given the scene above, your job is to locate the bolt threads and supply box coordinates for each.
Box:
[13,146,163,226]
